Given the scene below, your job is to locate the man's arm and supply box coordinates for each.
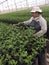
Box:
[23,17,33,25]
[15,17,33,25]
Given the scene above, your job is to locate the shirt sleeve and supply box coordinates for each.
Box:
[35,18,47,37]
[23,17,33,25]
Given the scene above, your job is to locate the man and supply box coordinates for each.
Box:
[16,7,47,65]
[16,6,47,37]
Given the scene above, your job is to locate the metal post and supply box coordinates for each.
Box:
[2,4,4,12]
[14,0,17,10]
[45,0,46,5]
[0,0,10,12]
[35,0,37,6]
[45,0,47,5]
[26,0,29,7]
[6,0,10,11]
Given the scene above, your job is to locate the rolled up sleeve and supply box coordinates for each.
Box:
[23,17,33,25]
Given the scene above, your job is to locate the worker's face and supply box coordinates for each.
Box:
[31,12,40,18]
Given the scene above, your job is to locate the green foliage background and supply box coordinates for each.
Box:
[0,6,48,65]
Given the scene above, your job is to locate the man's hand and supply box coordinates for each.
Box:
[33,34,37,37]
[13,22,24,26]
[16,22,24,25]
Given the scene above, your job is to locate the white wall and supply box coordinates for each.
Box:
[0,0,48,11]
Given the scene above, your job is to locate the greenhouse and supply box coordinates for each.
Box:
[0,0,49,65]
